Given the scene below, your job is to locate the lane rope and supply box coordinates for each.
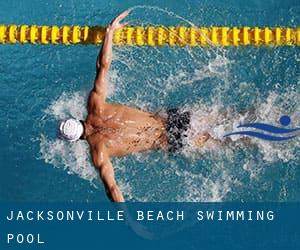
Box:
[0,25,299,46]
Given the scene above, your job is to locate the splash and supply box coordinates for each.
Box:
[39,89,300,202]
[39,134,97,183]
[184,90,300,161]
[45,92,87,120]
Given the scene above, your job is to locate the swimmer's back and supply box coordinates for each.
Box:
[86,102,168,156]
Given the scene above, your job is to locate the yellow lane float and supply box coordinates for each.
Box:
[0,25,299,46]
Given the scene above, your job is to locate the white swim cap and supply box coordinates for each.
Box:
[58,118,84,142]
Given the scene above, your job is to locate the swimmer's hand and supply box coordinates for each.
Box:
[107,10,129,33]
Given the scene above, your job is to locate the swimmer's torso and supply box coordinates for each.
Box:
[85,92,167,156]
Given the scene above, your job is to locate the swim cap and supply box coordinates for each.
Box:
[58,118,84,142]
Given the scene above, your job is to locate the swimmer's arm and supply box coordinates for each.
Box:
[93,29,112,99]
[92,144,124,202]
[94,11,129,99]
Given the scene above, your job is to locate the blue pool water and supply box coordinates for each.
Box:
[0,0,299,202]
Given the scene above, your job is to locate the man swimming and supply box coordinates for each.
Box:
[58,11,210,202]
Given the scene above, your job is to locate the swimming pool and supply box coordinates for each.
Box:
[0,0,299,202]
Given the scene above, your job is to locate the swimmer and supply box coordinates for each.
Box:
[58,11,210,202]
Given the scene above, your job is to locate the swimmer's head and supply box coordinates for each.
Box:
[57,118,84,142]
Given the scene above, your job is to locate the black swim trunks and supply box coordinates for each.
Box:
[166,108,191,153]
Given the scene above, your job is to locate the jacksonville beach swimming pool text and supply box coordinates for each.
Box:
[6,209,275,222]
[4,209,275,245]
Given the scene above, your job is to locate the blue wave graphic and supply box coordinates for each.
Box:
[224,131,297,141]
[237,123,300,134]
[224,116,299,141]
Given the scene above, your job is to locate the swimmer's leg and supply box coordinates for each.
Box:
[190,115,216,147]
[192,132,211,147]
[192,133,254,148]
[191,107,259,148]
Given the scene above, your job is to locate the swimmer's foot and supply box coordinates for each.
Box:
[193,133,210,147]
